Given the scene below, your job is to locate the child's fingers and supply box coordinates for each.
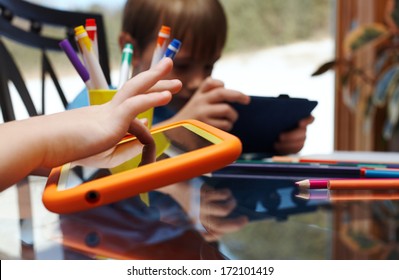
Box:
[127,118,154,145]
[145,79,182,94]
[299,115,315,127]
[207,88,250,105]
[206,103,239,123]
[274,140,305,155]
[278,127,307,142]
[112,58,174,104]
[138,143,156,167]
[197,77,225,93]
[127,119,156,167]
[121,91,173,120]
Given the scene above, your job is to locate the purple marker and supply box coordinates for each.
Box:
[59,39,92,89]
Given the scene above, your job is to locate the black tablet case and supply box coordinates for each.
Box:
[230,95,318,154]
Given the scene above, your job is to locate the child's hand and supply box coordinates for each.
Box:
[157,181,248,242]
[43,58,182,168]
[171,77,250,131]
[274,115,315,155]
[198,184,248,242]
[0,58,182,190]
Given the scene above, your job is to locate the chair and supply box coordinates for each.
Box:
[0,0,111,122]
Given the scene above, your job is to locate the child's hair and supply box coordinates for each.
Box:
[122,0,227,60]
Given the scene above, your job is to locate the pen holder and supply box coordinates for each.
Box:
[88,89,154,128]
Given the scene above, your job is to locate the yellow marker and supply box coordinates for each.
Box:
[74,25,108,89]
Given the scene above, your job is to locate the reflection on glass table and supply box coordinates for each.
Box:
[1,174,399,260]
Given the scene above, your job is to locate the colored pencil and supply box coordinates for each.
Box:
[221,162,362,178]
[327,178,399,190]
[295,178,399,190]
[361,168,399,178]
[295,179,329,189]
[295,189,329,200]
[271,155,399,168]
[296,189,399,201]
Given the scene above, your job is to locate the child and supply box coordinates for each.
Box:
[0,58,182,191]
[119,0,315,155]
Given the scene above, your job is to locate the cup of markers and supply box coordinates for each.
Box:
[88,89,154,128]
[60,23,182,129]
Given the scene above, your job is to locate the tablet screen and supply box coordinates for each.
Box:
[59,124,218,190]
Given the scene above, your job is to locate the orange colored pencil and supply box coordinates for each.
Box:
[328,178,399,190]
[329,190,399,200]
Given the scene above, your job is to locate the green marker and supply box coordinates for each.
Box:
[117,43,134,89]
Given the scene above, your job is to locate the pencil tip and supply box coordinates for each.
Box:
[295,192,310,200]
[295,179,310,188]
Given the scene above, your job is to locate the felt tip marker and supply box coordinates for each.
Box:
[85,18,98,59]
[150,25,171,68]
[117,43,133,89]
[164,39,181,60]
[75,25,108,89]
[59,39,92,89]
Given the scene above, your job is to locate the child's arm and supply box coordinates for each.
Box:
[0,58,182,191]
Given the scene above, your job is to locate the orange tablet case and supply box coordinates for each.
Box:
[43,120,242,214]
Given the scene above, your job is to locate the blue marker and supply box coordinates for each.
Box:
[163,39,181,59]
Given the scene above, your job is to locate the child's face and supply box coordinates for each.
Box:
[137,39,223,112]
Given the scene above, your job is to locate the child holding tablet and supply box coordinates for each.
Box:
[118,0,314,155]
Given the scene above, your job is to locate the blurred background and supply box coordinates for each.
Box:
[3,0,336,155]
[24,0,333,68]
[0,0,350,261]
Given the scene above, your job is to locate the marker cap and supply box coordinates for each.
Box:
[164,39,182,59]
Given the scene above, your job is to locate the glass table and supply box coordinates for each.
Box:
[1,171,398,260]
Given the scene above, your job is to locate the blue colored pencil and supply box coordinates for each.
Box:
[362,169,399,178]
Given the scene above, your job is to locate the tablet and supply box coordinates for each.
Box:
[230,95,318,154]
[43,120,242,214]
